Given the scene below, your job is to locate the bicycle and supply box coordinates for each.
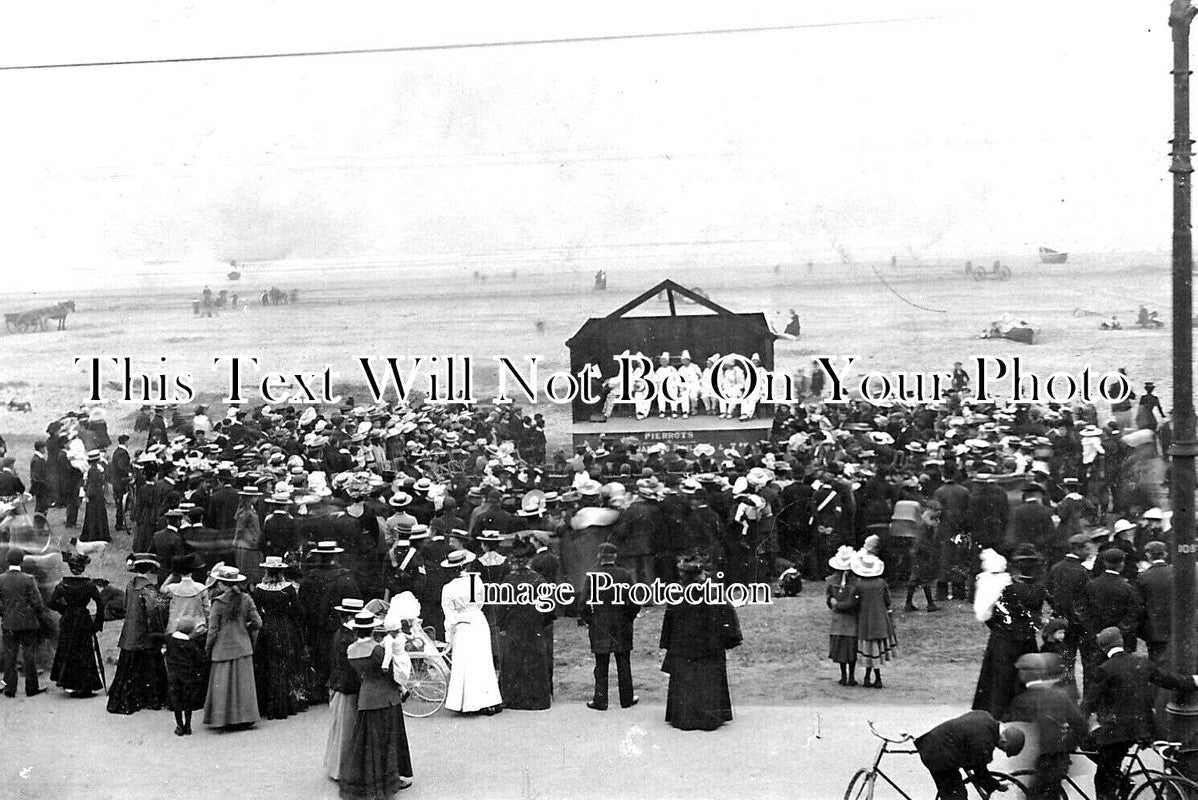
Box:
[845,721,1029,799]
[1010,741,1198,800]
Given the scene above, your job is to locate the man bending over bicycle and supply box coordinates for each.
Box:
[915,710,1026,800]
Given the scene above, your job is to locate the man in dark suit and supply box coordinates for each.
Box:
[152,508,186,585]
[1079,548,1143,685]
[1012,486,1059,563]
[1082,627,1198,800]
[1004,653,1088,799]
[108,435,132,531]
[0,550,47,697]
[1134,541,1172,663]
[580,542,640,710]
[204,470,239,532]
[914,710,1025,800]
[28,440,51,524]
[1046,533,1096,691]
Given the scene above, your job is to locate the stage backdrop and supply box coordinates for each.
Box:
[565,279,775,422]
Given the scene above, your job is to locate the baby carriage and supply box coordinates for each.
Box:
[386,593,452,718]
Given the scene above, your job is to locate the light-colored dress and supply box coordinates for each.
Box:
[442,573,502,713]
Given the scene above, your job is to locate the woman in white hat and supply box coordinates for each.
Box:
[440,549,503,715]
[203,566,262,728]
[848,551,897,689]
[825,545,860,686]
[251,556,313,720]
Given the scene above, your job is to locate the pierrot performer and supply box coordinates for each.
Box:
[676,351,702,419]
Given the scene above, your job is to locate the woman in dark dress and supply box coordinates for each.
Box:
[49,552,105,696]
[252,556,314,719]
[659,557,742,731]
[107,553,169,714]
[340,611,413,799]
[971,545,1047,718]
[79,451,110,543]
[494,539,554,710]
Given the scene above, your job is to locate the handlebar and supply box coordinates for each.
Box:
[868,720,913,744]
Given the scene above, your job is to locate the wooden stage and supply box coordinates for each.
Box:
[571,414,773,449]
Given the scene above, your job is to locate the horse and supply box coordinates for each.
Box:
[3,312,23,332]
[45,300,75,331]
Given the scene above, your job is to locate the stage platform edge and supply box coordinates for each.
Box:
[571,415,773,448]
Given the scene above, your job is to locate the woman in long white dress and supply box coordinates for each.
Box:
[441,550,503,715]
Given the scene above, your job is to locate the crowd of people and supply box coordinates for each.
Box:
[0,367,1183,798]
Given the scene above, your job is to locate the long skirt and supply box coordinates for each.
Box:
[828,635,857,665]
[498,629,552,710]
[324,690,359,781]
[106,649,168,714]
[233,546,263,587]
[339,705,414,800]
[972,632,1037,718]
[80,498,110,543]
[51,610,103,693]
[445,619,503,713]
[204,655,260,727]
[664,654,733,731]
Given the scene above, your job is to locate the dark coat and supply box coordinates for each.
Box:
[327,625,361,695]
[29,453,50,500]
[1082,650,1194,745]
[530,548,561,583]
[580,564,639,653]
[0,567,46,631]
[1004,682,1087,754]
[611,501,660,558]
[1080,571,1143,647]
[0,470,25,496]
[349,641,403,710]
[205,485,240,530]
[1135,562,1173,645]
[1011,501,1057,553]
[1046,555,1091,626]
[915,710,1000,773]
[261,512,297,556]
[108,446,132,492]
[968,484,1010,550]
[152,526,186,582]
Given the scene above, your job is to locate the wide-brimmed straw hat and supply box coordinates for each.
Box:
[850,552,884,578]
[259,555,287,570]
[828,545,856,571]
[311,540,345,554]
[212,565,246,583]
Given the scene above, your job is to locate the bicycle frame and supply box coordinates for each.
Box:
[865,738,921,800]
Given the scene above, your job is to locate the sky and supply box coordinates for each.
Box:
[0,1,1177,289]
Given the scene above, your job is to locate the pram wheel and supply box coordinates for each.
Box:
[404,655,449,718]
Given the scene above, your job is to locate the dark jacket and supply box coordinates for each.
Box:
[915,710,1001,772]
[1135,562,1173,645]
[29,453,50,499]
[348,641,403,710]
[1080,571,1143,646]
[1011,501,1057,553]
[0,567,45,631]
[327,626,361,695]
[1046,555,1091,626]
[580,564,639,653]
[108,446,132,492]
[1082,649,1195,745]
[1004,682,1087,754]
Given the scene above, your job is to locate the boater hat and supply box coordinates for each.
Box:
[311,540,345,554]
[335,598,366,614]
[441,550,477,569]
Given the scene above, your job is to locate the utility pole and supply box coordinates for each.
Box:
[1168,0,1198,757]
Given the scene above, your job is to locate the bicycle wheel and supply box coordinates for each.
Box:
[1008,770,1064,799]
[1130,774,1198,800]
[985,771,1031,799]
[403,658,448,718]
[844,768,875,800]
